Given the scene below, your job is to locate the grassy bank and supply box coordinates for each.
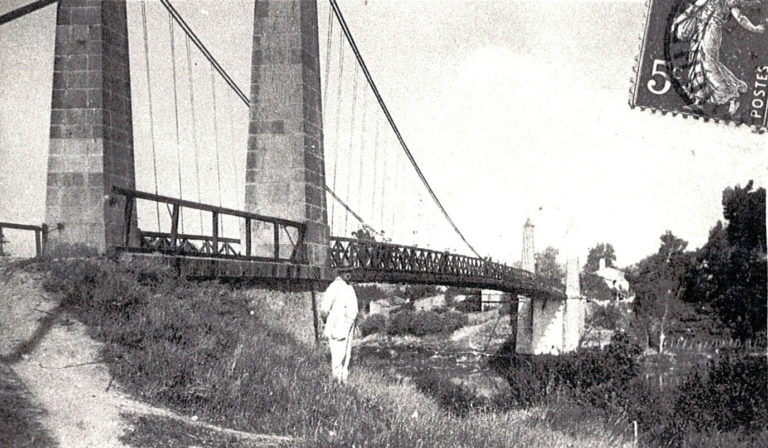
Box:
[34,258,625,447]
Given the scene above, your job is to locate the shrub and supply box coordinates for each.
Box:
[387,311,414,336]
[673,351,768,434]
[409,311,443,336]
[490,332,642,409]
[455,294,481,313]
[413,371,487,417]
[441,311,469,333]
[402,285,439,301]
[386,310,468,337]
[359,313,386,337]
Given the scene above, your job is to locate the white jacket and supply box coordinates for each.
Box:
[320,276,359,340]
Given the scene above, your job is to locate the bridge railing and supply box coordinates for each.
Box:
[112,186,307,263]
[329,237,565,295]
[0,221,48,258]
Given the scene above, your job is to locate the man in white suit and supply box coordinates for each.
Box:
[319,271,359,383]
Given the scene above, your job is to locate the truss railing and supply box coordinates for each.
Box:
[112,186,306,263]
[329,237,566,296]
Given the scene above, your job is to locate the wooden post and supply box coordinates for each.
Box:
[211,212,219,254]
[311,288,320,345]
[34,229,41,257]
[170,204,179,249]
[245,218,251,257]
[41,224,48,256]
[273,223,280,260]
[123,195,134,246]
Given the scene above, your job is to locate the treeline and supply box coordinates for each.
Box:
[628,181,766,349]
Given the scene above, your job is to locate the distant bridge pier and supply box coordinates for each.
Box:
[44,0,137,253]
[515,219,536,353]
[515,219,585,355]
[562,254,585,352]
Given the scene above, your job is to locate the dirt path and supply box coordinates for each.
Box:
[0,263,294,447]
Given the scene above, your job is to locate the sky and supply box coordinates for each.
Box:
[0,0,765,266]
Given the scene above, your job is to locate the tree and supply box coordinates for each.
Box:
[629,231,693,353]
[584,243,616,273]
[684,182,766,339]
[535,246,565,288]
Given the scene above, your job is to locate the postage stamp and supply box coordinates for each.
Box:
[631,0,768,129]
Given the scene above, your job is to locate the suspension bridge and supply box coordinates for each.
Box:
[0,0,584,354]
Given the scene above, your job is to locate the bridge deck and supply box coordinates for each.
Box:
[109,188,566,300]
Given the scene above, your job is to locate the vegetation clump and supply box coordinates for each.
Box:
[489,333,768,447]
[382,309,468,337]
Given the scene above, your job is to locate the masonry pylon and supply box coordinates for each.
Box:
[245,0,329,270]
[45,0,137,253]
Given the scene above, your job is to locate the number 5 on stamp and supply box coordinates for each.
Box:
[631,0,768,131]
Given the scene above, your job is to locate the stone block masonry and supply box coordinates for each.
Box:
[245,0,329,268]
[45,0,137,253]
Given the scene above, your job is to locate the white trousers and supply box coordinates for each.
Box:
[328,326,354,382]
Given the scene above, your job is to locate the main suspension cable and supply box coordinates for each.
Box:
[159,0,249,106]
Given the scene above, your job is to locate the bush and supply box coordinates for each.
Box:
[409,311,444,336]
[413,371,487,417]
[402,285,439,301]
[359,313,386,337]
[673,351,768,434]
[385,310,468,337]
[387,311,414,336]
[455,294,481,313]
[490,330,768,447]
[490,332,642,409]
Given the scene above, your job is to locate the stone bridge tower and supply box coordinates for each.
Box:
[244,0,329,271]
[45,0,137,253]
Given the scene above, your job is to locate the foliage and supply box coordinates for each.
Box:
[628,231,694,351]
[386,310,468,336]
[412,371,488,417]
[673,351,768,434]
[583,242,616,273]
[683,181,766,339]
[489,333,641,409]
[353,284,389,313]
[490,327,767,447]
[402,284,440,301]
[444,287,480,309]
[455,294,481,313]
[535,246,565,289]
[581,272,615,302]
[359,313,386,337]
[586,302,626,331]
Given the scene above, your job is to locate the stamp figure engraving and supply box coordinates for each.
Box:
[632,0,768,128]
